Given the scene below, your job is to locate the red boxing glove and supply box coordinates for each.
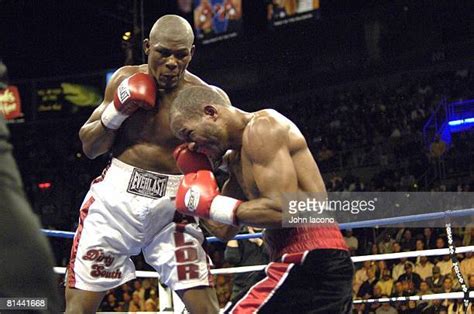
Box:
[173,144,213,174]
[101,73,157,129]
[176,170,241,225]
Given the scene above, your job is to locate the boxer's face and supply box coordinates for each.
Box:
[144,37,194,89]
[171,114,229,160]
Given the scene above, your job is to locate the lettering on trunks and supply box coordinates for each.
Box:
[127,168,168,198]
[82,249,122,279]
[174,232,200,281]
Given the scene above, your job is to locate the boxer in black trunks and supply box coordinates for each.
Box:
[170,86,354,313]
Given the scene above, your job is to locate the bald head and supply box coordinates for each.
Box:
[170,85,231,136]
[171,86,230,119]
[149,15,194,47]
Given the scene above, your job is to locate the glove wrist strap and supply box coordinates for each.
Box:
[210,195,241,225]
[101,101,129,130]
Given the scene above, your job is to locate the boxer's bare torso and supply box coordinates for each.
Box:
[218,109,345,259]
[223,110,326,233]
[226,109,325,201]
[80,65,210,173]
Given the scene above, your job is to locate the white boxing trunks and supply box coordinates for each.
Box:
[67,158,213,292]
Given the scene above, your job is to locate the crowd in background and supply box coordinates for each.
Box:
[346,227,474,313]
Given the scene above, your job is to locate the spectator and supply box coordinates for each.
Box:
[417,280,432,295]
[415,239,424,251]
[358,268,378,298]
[147,288,159,310]
[121,291,131,311]
[142,279,157,301]
[364,286,383,313]
[370,243,379,255]
[129,291,144,312]
[420,299,447,314]
[400,229,416,251]
[375,269,394,297]
[354,261,372,294]
[398,263,422,290]
[116,282,132,303]
[441,276,456,293]
[343,229,359,255]
[436,255,453,276]
[144,297,157,312]
[392,281,405,297]
[100,293,119,312]
[392,242,402,254]
[378,233,395,254]
[416,281,432,312]
[441,277,457,308]
[462,224,474,246]
[392,258,414,282]
[133,279,146,302]
[460,251,474,281]
[433,237,447,264]
[423,228,436,249]
[415,256,434,280]
[375,299,397,314]
[435,237,446,249]
[376,260,389,279]
[224,227,269,300]
[425,266,445,293]
[447,300,472,314]
[469,274,474,290]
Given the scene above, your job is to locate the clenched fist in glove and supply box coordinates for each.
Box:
[173,143,213,174]
[101,73,157,130]
[175,170,241,225]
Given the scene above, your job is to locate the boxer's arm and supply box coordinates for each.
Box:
[235,118,298,228]
[199,173,243,241]
[79,67,132,159]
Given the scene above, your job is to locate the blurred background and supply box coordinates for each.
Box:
[1,0,474,312]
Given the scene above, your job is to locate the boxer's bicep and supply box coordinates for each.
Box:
[251,147,298,206]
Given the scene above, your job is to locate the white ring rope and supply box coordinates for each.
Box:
[351,245,474,263]
[54,245,474,277]
[353,292,474,304]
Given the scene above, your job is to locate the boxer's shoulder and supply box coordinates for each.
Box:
[243,111,289,162]
[246,110,289,141]
[183,70,207,86]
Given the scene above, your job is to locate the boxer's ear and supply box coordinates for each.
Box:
[143,39,150,55]
[203,105,218,120]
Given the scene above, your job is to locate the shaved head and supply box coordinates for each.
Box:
[170,86,231,139]
[149,15,194,47]
[171,86,230,120]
